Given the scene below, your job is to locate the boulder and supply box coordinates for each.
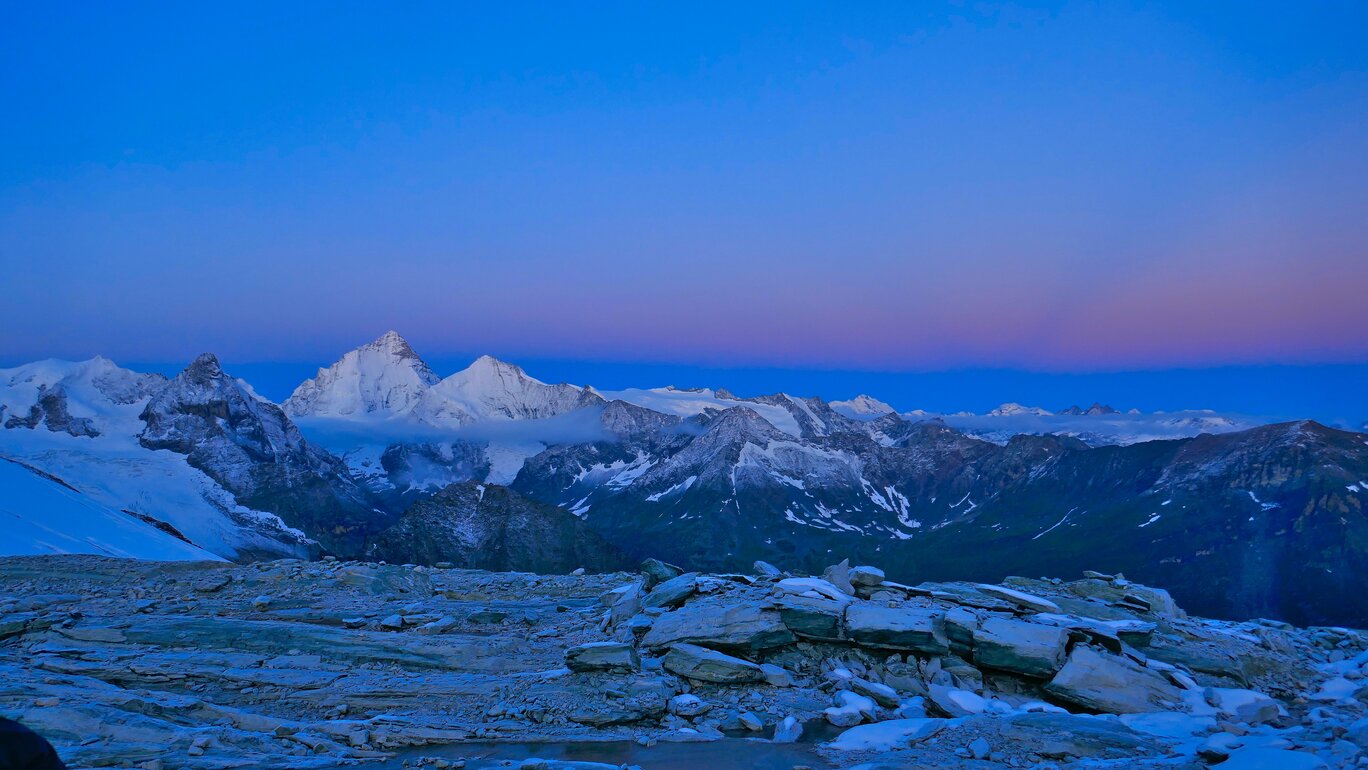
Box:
[1027,613,1129,653]
[772,715,803,743]
[972,617,1069,678]
[1065,579,1183,619]
[567,706,651,727]
[667,694,711,717]
[1109,619,1157,645]
[1120,587,1182,617]
[882,662,928,695]
[753,560,783,577]
[625,614,653,639]
[622,676,675,709]
[1044,646,1185,714]
[661,643,765,683]
[642,601,795,651]
[848,677,901,708]
[639,558,682,589]
[968,737,991,759]
[927,684,987,717]
[1143,639,1247,684]
[193,574,231,593]
[602,582,644,626]
[414,616,458,635]
[825,690,877,727]
[849,566,885,587]
[776,596,844,641]
[642,572,697,610]
[565,642,640,673]
[822,559,856,595]
[844,605,949,654]
[1205,687,1285,724]
[940,657,985,691]
[826,718,949,751]
[759,663,795,687]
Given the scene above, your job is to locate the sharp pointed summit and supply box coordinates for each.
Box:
[284,331,439,418]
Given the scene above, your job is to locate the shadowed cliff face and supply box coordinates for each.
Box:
[138,353,390,556]
[558,420,1368,627]
[2,385,101,437]
[875,422,1368,626]
[367,481,628,573]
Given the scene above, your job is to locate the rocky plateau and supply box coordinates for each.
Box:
[2,555,1366,769]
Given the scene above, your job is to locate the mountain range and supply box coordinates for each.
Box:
[2,331,1365,626]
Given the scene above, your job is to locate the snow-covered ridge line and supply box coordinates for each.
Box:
[269,332,1281,445]
[283,332,603,428]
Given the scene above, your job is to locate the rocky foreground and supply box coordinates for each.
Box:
[2,556,1367,770]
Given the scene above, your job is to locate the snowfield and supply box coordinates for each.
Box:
[0,457,218,561]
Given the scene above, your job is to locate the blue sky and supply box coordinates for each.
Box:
[2,2,1365,420]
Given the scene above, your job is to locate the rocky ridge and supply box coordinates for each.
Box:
[139,353,384,555]
[2,555,1365,769]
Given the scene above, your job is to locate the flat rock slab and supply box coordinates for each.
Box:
[972,616,1069,678]
[661,643,765,683]
[641,573,697,610]
[975,584,1062,614]
[100,616,530,673]
[642,601,795,651]
[565,642,640,672]
[844,604,949,654]
[776,596,845,641]
[1044,646,1184,714]
[1001,712,1159,758]
[219,666,344,689]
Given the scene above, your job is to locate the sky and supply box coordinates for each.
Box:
[2,2,1366,418]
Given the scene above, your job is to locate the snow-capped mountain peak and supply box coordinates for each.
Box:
[461,354,544,386]
[413,354,604,424]
[988,402,1054,417]
[831,394,896,420]
[284,331,439,418]
[0,356,166,437]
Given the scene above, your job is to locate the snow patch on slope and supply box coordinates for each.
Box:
[0,458,220,561]
[1,359,314,560]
